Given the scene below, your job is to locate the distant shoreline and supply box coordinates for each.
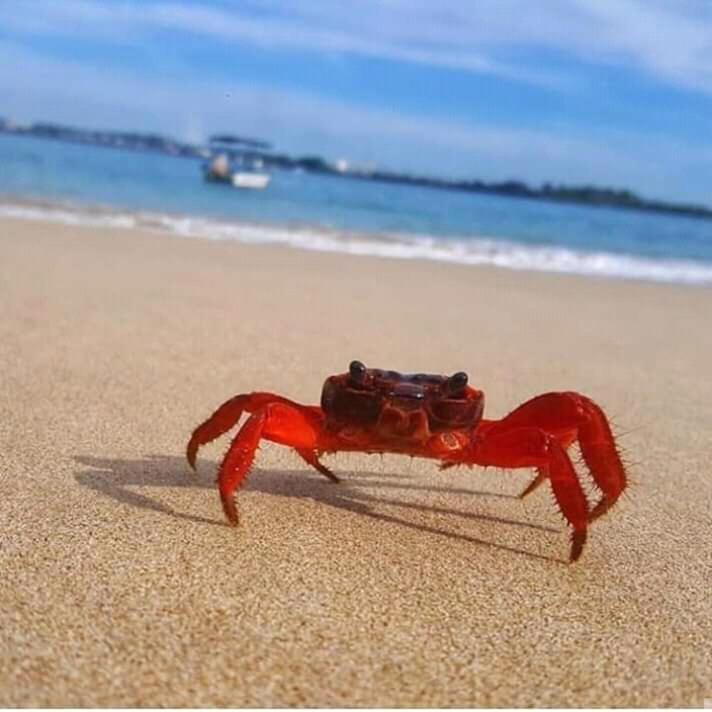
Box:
[2,118,711,221]
[334,168,712,221]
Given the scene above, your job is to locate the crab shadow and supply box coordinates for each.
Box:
[74,454,563,563]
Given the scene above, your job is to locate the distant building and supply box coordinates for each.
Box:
[334,158,377,176]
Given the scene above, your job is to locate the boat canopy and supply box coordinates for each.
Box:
[209,134,272,150]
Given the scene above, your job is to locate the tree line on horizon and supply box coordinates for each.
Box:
[2,117,710,221]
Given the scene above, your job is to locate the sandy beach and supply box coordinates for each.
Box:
[1,215,710,707]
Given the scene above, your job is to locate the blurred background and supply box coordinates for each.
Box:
[1,0,711,283]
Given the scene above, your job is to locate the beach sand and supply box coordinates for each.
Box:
[1,216,710,707]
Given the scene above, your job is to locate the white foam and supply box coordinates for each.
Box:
[0,201,138,230]
[2,198,712,286]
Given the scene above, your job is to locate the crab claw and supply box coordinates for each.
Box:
[186,392,310,470]
[186,393,258,470]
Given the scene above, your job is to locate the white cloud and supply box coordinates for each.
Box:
[3,0,712,92]
[0,0,553,85]
[566,0,712,93]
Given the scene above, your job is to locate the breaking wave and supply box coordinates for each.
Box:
[2,197,712,286]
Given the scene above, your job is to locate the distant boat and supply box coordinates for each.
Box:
[203,151,271,191]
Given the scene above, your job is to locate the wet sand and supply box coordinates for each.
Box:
[1,216,710,706]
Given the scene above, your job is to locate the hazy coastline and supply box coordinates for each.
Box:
[3,118,712,220]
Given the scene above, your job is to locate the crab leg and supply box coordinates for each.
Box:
[465,426,590,561]
[493,391,627,519]
[187,392,337,482]
[187,392,288,468]
[518,468,547,499]
[576,397,628,520]
[215,401,328,524]
[218,409,267,525]
[296,448,340,482]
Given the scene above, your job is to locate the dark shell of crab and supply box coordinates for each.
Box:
[320,360,484,436]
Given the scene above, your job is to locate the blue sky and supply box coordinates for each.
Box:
[1,0,711,203]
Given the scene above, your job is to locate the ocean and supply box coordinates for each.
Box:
[2,133,711,285]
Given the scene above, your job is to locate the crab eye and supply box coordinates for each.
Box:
[349,360,367,384]
[446,371,468,396]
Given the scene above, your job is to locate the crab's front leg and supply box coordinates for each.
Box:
[448,424,591,562]
[443,392,626,562]
[214,401,332,525]
[493,392,627,520]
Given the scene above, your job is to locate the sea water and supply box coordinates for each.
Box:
[1,133,711,285]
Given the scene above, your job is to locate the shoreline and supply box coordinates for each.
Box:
[2,192,712,287]
[1,215,711,706]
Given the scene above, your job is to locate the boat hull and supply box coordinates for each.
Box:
[231,172,270,190]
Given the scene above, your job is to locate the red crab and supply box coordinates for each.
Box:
[187,361,627,562]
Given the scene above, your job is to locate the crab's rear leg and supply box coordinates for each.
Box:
[518,468,547,499]
[216,401,329,524]
[495,392,627,519]
[296,448,340,482]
